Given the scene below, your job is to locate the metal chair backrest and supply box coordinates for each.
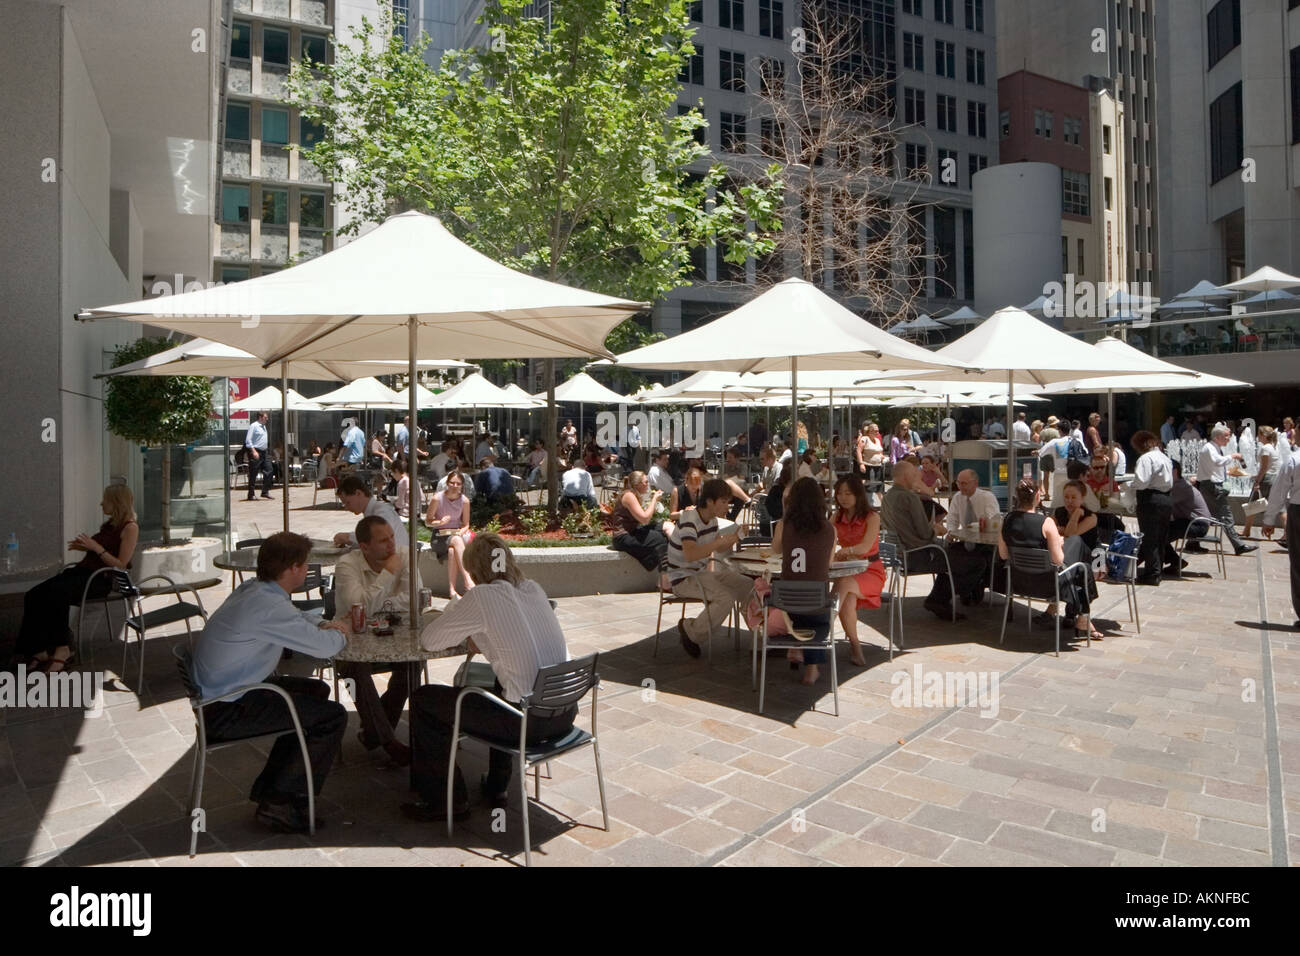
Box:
[173,644,201,705]
[300,564,324,594]
[877,538,901,569]
[235,538,265,550]
[1008,545,1055,574]
[522,653,599,719]
[770,579,832,614]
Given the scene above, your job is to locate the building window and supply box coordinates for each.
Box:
[937,147,958,185]
[758,58,785,96]
[301,33,328,66]
[934,206,957,293]
[967,152,987,186]
[720,49,745,92]
[1061,236,1069,274]
[964,0,984,32]
[903,87,925,126]
[999,110,1010,138]
[1291,46,1300,144]
[220,267,250,283]
[300,116,324,149]
[1104,176,1113,209]
[759,0,783,38]
[1130,49,1137,78]
[967,100,987,138]
[935,40,955,79]
[1077,238,1085,275]
[934,0,953,26]
[1207,0,1241,69]
[1209,82,1243,183]
[262,27,290,66]
[904,142,928,179]
[1033,107,1052,139]
[221,184,250,223]
[1062,169,1090,217]
[392,0,410,44]
[902,0,922,15]
[679,104,707,145]
[759,116,781,153]
[965,48,985,85]
[720,111,747,152]
[903,32,924,71]
[936,94,957,132]
[225,102,250,141]
[230,21,251,60]
[689,1,704,23]
[1063,116,1081,146]
[262,187,289,226]
[719,0,744,31]
[300,190,327,230]
[1102,124,1111,153]
[262,108,290,146]
[962,208,974,296]
[679,47,704,85]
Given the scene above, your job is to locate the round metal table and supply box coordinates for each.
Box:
[212,540,351,574]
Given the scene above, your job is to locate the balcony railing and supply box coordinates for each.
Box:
[1113,308,1300,358]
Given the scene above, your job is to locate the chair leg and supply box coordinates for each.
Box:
[189,746,206,858]
[829,634,840,718]
[757,628,768,715]
[446,736,460,839]
[653,596,665,657]
[534,761,541,802]
[519,754,531,867]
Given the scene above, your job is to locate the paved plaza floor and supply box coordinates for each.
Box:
[1,492,1296,867]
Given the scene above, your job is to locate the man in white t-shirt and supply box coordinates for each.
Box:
[647,448,675,497]
[1011,412,1032,442]
[665,479,748,658]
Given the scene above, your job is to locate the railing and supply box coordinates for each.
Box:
[1104,306,1300,358]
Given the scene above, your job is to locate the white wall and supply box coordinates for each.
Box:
[973,162,1062,317]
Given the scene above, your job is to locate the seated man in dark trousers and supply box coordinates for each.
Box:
[403,534,572,820]
[332,515,421,766]
[192,532,349,834]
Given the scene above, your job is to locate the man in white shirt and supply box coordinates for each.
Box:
[945,470,1001,534]
[428,441,458,481]
[405,535,573,819]
[341,419,366,466]
[627,421,646,471]
[193,532,348,833]
[244,411,274,500]
[1011,412,1032,442]
[666,479,748,657]
[1197,425,1254,554]
[333,516,421,766]
[648,448,676,497]
[560,458,599,510]
[332,476,405,547]
[1263,447,1300,628]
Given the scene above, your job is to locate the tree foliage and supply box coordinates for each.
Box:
[105,338,213,447]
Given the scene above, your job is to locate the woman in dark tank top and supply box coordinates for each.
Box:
[770,477,836,685]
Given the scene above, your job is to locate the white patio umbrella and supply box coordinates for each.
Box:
[537,371,630,440]
[312,376,407,410]
[231,385,322,412]
[1219,265,1300,295]
[1155,299,1226,314]
[430,373,543,459]
[1105,287,1159,315]
[939,306,983,327]
[392,382,443,409]
[898,309,1199,483]
[613,277,965,465]
[889,317,914,335]
[1172,279,1233,302]
[1021,293,1059,315]
[1237,289,1298,309]
[80,211,643,635]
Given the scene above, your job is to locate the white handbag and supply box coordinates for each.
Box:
[1243,488,1269,517]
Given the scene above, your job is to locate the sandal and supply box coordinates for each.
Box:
[44,651,75,673]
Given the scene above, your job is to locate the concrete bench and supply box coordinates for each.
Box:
[417,545,657,599]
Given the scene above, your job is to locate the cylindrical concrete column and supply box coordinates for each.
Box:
[973,162,1062,322]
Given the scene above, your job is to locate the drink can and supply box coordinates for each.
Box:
[418,588,432,610]
[350,603,365,634]
[978,516,987,532]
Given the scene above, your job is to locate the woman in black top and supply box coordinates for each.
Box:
[1053,479,1100,552]
[770,477,836,684]
[765,458,795,524]
[998,478,1101,641]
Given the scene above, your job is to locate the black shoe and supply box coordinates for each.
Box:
[402,799,470,823]
[481,775,509,811]
[256,801,325,834]
[923,599,963,621]
[1135,573,1160,586]
[1183,543,1207,554]
[261,494,275,500]
[1234,544,1258,555]
[677,620,702,658]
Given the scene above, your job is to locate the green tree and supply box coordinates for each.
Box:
[287,0,783,507]
[105,338,213,546]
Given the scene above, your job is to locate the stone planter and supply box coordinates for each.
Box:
[134,537,223,585]
[418,544,657,599]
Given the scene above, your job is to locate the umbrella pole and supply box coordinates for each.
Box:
[408,316,419,639]
[791,358,799,463]
[1108,388,1116,479]
[828,389,835,481]
[1007,371,1017,499]
[281,363,289,531]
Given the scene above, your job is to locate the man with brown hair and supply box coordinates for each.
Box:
[192,532,349,834]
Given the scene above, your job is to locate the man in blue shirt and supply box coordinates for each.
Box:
[394,415,428,463]
[342,419,366,465]
[243,411,274,500]
[473,454,516,506]
[192,532,349,833]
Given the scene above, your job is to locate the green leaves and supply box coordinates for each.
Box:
[104,338,213,447]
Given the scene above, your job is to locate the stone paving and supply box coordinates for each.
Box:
[0,494,1295,866]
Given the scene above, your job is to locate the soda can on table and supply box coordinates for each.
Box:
[978,516,987,532]
[418,588,432,610]
[350,603,365,634]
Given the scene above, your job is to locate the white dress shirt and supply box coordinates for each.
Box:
[345,497,405,547]
[1011,420,1032,441]
[1197,441,1232,484]
[648,464,676,496]
[332,549,421,619]
[420,579,568,703]
[945,487,1001,533]
[1131,449,1173,492]
[1264,449,1300,526]
[244,420,268,452]
[561,467,595,499]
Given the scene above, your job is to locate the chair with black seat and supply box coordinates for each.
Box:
[173,645,315,858]
[75,566,138,663]
[122,573,211,689]
[1172,516,1227,580]
[445,653,606,867]
[652,558,739,662]
[231,537,265,589]
[997,545,1092,657]
[291,564,326,612]
[753,580,839,716]
[878,530,957,655]
[1098,531,1143,634]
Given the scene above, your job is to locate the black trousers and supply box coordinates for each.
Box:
[1136,489,1173,576]
[16,566,105,657]
[410,682,577,808]
[1206,482,1246,550]
[247,449,273,498]
[336,661,410,748]
[612,524,668,571]
[904,544,988,605]
[203,676,346,805]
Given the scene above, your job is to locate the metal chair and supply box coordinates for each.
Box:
[878,532,957,659]
[231,537,265,588]
[173,645,315,858]
[75,566,138,662]
[753,580,839,716]
[652,558,741,662]
[290,564,327,612]
[997,546,1091,657]
[313,474,339,508]
[122,574,211,689]
[1098,531,1143,633]
[1173,517,1227,579]
[446,653,607,867]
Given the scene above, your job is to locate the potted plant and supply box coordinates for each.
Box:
[105,338,214,546]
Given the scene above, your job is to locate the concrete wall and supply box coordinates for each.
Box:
[0,2,65,578]
[973,162,1062,316]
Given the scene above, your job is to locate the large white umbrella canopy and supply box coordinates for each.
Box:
[1172,279,1233,301]
[79,211,645,363]
[906,313,947,331]
[429,372,542,409]
[1237,289,1298,308]
[1155,299,1226,314]
[312,376,406,409]
[1219,265,1300,294]
[539,371,630,405]
[1021,293,1058,315]
[1042,337,1252,394]
[231,385,323,412]
[887,394,1045,409]
[392,382,443,409]
[1105,288,1159,313]
[940,306,983,326]
[502,383,542,405]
